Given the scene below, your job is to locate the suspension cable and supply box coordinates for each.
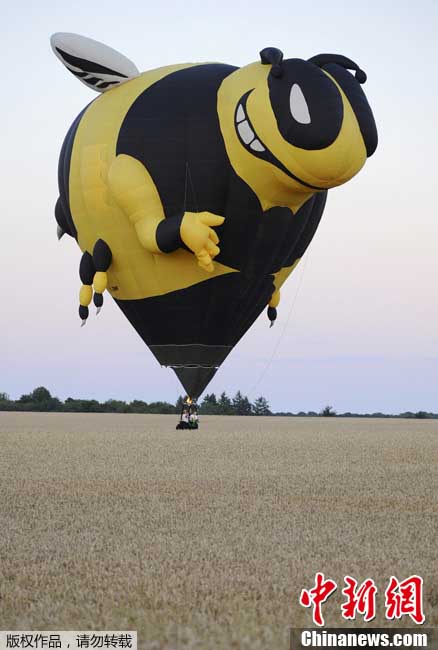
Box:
[247,252,310,398]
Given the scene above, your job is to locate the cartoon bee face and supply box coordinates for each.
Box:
[218,48,377,205]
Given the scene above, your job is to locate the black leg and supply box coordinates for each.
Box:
[92,239,112,313]
[78,251,96,325]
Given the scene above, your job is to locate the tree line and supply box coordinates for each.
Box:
[0,388,435,418]
[0,387,271,416]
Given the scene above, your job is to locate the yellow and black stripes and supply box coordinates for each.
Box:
[92,239,112,311]
[267,289,280,326]
[78,239,112,323]
[78,251,95,323]
[56,49,377,397]
[57,106,88,241]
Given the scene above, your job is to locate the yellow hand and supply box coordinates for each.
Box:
[180,211,224,272]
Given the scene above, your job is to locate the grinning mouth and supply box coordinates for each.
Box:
[235,97,267,153]
[234,91,322,191]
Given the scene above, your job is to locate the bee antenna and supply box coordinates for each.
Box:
[260,47,284,78]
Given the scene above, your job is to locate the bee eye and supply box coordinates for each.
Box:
[289,83,311,124]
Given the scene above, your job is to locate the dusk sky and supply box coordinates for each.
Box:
[2,0,437,413]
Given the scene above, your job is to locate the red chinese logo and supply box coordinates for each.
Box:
[299,572,338,626]
[299,574,424,626]
[385,575,425,624]
[342,576,377,622]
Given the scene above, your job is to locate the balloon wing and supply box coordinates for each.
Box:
[51,32,139,92]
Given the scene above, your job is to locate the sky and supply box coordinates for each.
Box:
[1,0,438,413]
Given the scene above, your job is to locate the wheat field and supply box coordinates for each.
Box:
[0,412,437,648]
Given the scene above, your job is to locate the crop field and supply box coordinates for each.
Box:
[0,412,437,648]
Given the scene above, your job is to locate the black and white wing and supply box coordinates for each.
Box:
[50,32,140,92]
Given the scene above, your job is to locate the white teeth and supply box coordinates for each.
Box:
[235,103,266,152]
[236,104,245,122]
[290,83,311,124]
[237,120,255,145]
[250,139,265,152]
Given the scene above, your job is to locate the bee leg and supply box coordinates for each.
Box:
[267,289,280,327]
[92,239,112,314]
[79,252,95,325]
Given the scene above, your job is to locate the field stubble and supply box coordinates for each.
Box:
[0,413,437,649]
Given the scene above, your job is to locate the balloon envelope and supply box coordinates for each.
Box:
[53,37,377,397]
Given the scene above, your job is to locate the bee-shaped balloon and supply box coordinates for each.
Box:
[52,33,377,398]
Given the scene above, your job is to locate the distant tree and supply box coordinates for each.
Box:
[200,393,218,414]
[399,411,415,419]
[104,399,129,413]
[321,405,336,417]
[63,398,101,412]
[17,386,61,411]
[31,387,53,403]
[129,400,149,413]
[147,401,176,414]
[232,391,252,416]
[0,392,12,411]
[415,411,429,419]
[252,396,271,416]
[64,397,75,407]
[175,395,185,413]
[63,397,81,412]
[217,391,233,415]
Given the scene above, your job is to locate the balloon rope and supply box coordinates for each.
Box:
[247,252,310,398]
[186,162,199,212]
[183,162,189,212]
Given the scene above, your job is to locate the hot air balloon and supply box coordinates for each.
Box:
[52,33,377,399]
